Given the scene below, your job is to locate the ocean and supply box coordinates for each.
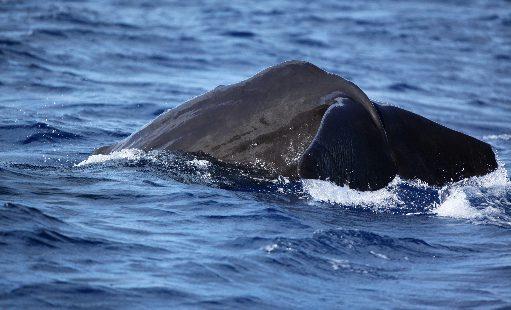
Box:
[1,0,510,308]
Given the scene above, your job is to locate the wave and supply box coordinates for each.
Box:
[388,82,424,92]
[254,227,471,280]
[0,202,170,253]
[302,178,401,208]
[0,202,103,248]
[75,149,278,190]
[75,149,145,167]
[292,37,329,48]
[76,149,510,225]
[484,133,511,141]
[432,166,510,224]
[222,31,256,38]
[433,188,496,219]
[33,8,139,30]
[0,122,81,145]
[0,122,54,130]
[306,164,510,225]
[0,202,64,227]
[262,228,461,257]
[3,281,202,309]
[21,130,80,144]
[0,38,22,46]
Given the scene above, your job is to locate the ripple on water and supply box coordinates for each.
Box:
[1,0,510,307]
[0,122,81,145]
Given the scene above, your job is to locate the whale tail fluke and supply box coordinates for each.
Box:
[378,105,498,186]
[298,100,397,191]
[299,99,498,191]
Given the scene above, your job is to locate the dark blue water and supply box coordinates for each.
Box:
[1,0,511,308]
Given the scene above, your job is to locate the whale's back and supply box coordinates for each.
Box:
[94,61,362,176]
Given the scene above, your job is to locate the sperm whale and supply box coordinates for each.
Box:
[93,61,497,190]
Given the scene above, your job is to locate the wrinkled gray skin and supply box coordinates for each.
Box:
[94,60,497,190]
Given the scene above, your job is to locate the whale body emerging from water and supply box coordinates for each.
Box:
[93,61,497,191]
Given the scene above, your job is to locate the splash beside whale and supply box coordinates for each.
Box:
[93,61,497,191]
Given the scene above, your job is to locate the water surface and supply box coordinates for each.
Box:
[1,0,511,308]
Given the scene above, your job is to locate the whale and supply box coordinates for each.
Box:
[93,60,497,191]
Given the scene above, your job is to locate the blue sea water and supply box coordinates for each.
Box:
[1,0,511,308]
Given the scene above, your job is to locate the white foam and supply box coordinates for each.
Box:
[465,165,510,189]
[433,165,510,221]
[433,188,479,219]
[433,187,503,220]
[303,164,509,225]
[330,259,350,270]
[187,159,211,169]
[302,178,400,208]
[263,244,278,253]
[75,149,145,167]
[369,251,389,260]
[187,159,213,181]
[483,133,511,141]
